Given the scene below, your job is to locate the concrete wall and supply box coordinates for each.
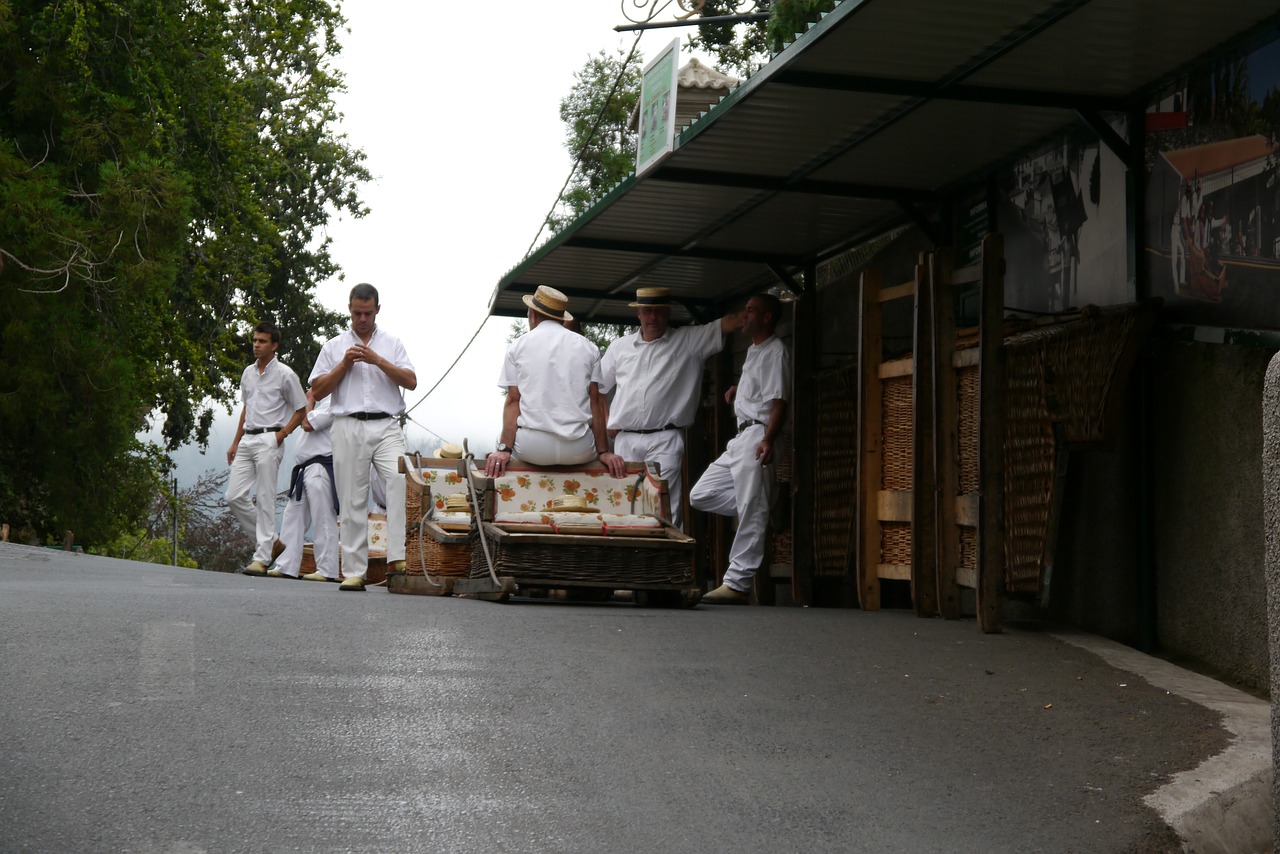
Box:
[1151,341,1271,693]
[1052,340,1272,693]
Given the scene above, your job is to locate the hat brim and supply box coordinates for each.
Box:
[628,301,672,309]
[523,293,573,323]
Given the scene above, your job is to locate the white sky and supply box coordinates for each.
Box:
[167,2,696,486]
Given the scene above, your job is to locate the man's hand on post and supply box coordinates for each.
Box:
[485,450,511,478]
[755,439,774,466]
[725,384,737,405]
[598,450,626,478]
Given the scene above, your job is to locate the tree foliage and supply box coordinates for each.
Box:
[687,0,837,76]
[0,0,368,544]
[546,48,644,235]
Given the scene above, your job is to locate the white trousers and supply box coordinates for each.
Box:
[332,417,406,579]
[689,425,777,592]
[275,464,339,579]
[226,433,283,564]
[512,426,596,467]
[614,429,685,527]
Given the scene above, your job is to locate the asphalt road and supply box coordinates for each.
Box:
[0,543,1227,853]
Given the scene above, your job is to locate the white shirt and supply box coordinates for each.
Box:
[497,320,601,440]
[599,321,723,430]
[310,326,414,417]
[240,355,306,430]
[294,396,333,460]
[734,335,791,426]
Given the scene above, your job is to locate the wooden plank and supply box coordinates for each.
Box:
[878,280,916,303]
[955,493,979,528]
[911,252,939,618]
[932,249,962,619]
[877,490,913,522]
[878,358,914,379]
[953,349,980,369]
[977,233,1005,634]
[877,563,912,581]
[856,268,884,610]
[792,280,817,607]
[952,262,982,285]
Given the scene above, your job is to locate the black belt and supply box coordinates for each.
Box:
[244,426,282,435]
[289,454,339,514]
[350,411,392,421]
[737,420,764,434]
[621,424,678,435]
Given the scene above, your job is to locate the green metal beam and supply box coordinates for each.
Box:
[773,70,1132,113]
[564,235,803,266]
[653,166,937,203]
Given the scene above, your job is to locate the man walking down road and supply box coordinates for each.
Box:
[485,286,619,479]
[309,283,417,592]
[226,321,307,576]
[598,286,740,527]
[270,392,340,582]
[690,293,790,604]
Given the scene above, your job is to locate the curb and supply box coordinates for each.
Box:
[1055,633,1272,854]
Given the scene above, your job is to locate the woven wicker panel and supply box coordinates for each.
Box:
[881,521,912,566]
[959,526,977,578]
[472,528,694,586]
[957,364,979,494]
[1040,312,1138,443]
[814,365,856,577]
[406,523,472,578]
[1002,339,1055,597]
[772,529,793,565]
[774,426,793,484]
[882,375,913,491]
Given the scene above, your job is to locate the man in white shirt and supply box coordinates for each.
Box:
[270,392,340,581]
[309,283,417,592]
[485,285,617,478]
[598,287,741,526]
[226,321,307,575]
[689,293,791,604]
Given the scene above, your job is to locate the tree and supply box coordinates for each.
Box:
[546,48,644,234]
[0,0,368,545]
[687,0,836,76]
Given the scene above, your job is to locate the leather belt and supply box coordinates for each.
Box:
[621,424,678,435]
[737,420,764,434]
[350,411,392,421]
[244,426,282,435]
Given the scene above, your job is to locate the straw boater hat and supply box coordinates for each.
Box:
[437,442,463,459]
[629,286,673,309]
[523,285,573,323]
[444,493,471,514]
[550,494,597,513]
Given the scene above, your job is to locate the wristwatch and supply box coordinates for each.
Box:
[496,442,513,454]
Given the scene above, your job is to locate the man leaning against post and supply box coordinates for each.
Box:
[226,320,307,576]
[689,293,790,604]
[598,286,741,527]
[485,285,622,479]
[308,283,417,592]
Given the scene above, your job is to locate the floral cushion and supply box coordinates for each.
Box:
[488,465,668,519]
[493,511,663,536]
[411,464,470,514]
[367,512,388,558]
[431,511,473,532]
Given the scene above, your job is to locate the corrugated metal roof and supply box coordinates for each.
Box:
[493,0,1280,324]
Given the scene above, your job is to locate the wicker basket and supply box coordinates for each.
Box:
[471,522,695,587]
[405,519,472,578]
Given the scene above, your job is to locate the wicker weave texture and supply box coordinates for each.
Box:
[814,365,857,577]
[471,529,694,586]
[881,375,913,491]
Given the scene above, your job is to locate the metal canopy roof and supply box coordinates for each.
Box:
[493,0,1280,325]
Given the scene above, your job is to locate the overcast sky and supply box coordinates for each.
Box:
[167,2,699,486]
